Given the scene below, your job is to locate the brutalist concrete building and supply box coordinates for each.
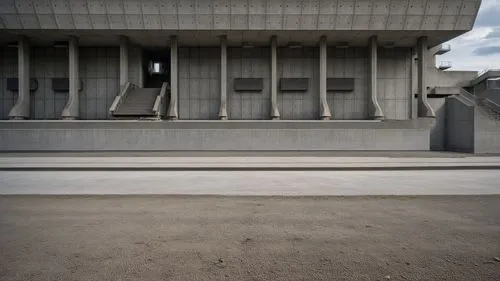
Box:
[0,0,499,152]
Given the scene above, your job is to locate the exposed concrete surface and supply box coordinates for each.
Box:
[1,156,500,170]
[1,170,499,195]
[0,195,499,281]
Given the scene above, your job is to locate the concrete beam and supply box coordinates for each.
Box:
[8,35,30,120]
[218,35,228,120]
[167,35,178,120]
[319,36,331,120]
[119,36,129,89]
[417,36,436,118]
[61,36,79,120]
[271,36,280,120]
[368,36,384,120]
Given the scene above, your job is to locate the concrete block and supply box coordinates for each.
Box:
[421,15,440,30]
[443,1,462,15]
[90,14,109,29]
[55,15,75,29]
[1,15,23,29]
[231,15,248,29]
[87,0,106,14]
[161,15,179,29]
[249,15,266,29]
[197,15,214,29]
[214,15,230,29]
[438,15,458,30]
[318,15,335,29]
[126,15,145,29]
[338,0,354,14]
[461,1,480,15]
[300,15,318,30]
[352,15,370,29]
[335,15,352,29]
[370,15,387,29]
[123,0,142,14]
[266,15,283,29]
[144,15,162,29]
[105,0,124,14]
[68,0,88,14]
[179,14,196,29]
[455,15,474,30]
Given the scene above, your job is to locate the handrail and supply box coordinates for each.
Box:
[459,88,477,104]
[109,82,132,115]
[152,82,169,118]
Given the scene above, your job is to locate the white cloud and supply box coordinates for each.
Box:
[439,0,500,71]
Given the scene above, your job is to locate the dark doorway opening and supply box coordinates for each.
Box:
[143,48,170,88]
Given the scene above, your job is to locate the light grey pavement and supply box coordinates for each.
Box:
[1,170,499,195]
[1,156,500,169]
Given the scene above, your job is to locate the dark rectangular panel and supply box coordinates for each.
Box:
[6,78,38,92]
[280,78,309,91]
[327,78,354,91]
[52,78,83,92]
[234,78,263,92]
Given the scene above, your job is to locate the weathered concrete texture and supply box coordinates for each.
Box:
[0,0,481,32]
[0,196,499,281]
[8,36,30,119]
[428,98,446,151]
[474,107,500,154]
[445,96,500,154]
[228,47,271,120]
[446,97,475,153]
[0,120,432,151]
[178,47,219,120]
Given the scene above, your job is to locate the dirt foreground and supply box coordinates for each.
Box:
[1,195,499,281]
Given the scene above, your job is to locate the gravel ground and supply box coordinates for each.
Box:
[0,195,499,281]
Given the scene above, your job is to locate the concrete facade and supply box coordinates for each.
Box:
[0,0,492,152]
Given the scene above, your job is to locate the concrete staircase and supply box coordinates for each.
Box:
[112,88,160,118]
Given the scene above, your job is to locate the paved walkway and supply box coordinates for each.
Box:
[1,170,499,195]
[1,156,500,170]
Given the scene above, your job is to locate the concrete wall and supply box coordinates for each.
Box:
[378,47,412,120]
[446,97,475,152]
[428,98,446,151]
[0,45,144,120]
[0,47,17,120]
[474,107,500,154]
[278,47,318,120]
[0,120,432,151]
[178,47,220,120]
[327,47,367,120]
[228,47,270,120]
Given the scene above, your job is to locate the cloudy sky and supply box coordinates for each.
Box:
[439,0,500,71]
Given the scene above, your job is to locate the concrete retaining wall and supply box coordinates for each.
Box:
[474,107,500,154]
[445,97,475,152]
[0,120,432,151]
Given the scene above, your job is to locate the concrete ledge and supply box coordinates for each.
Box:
[1,156,499,171]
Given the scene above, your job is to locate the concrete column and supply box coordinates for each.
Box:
[270,36,280,119]
[417,36,435,118]
[167,35,178,120]
[8,35,30,120]
[61,36,79,119]
[368,36,384,120]
[319,36,331,120]
[119,35,129,89]
[218,35,228,120]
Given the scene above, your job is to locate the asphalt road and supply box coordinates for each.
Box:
[1,170,499,195]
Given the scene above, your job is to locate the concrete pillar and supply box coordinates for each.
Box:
[119,35,129,89]
[61,36,79,119]
[218,35,228,120]
[417,36,435,118]
[167,35,178,120]
[319,36,331,120]
[270,36,280,119]
[8,35,30,120]
[368,36,384,120]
